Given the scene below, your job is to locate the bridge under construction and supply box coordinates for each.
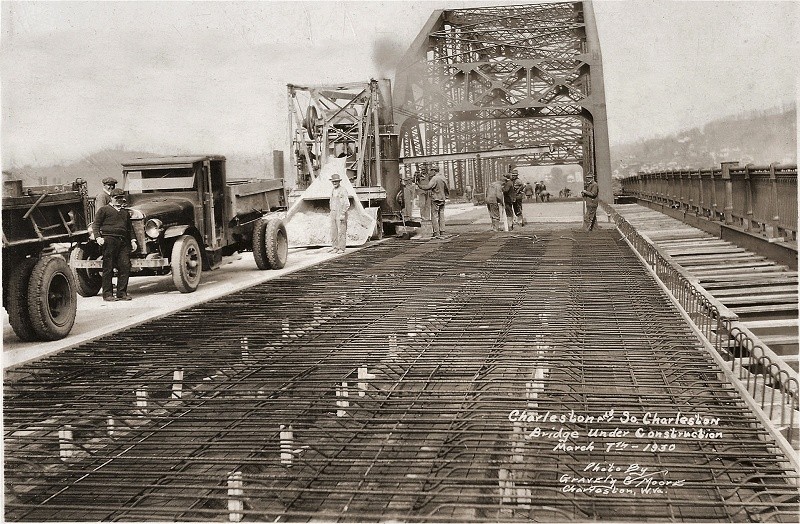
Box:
[3,1,798,521]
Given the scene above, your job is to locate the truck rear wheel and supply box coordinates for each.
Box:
[254,217,288,270]
[171,235,202,293]
[264,218,288,270]
[6,257,39,342]
[27,255,77,341]
[70,245,103,297]
[252,218,270,270]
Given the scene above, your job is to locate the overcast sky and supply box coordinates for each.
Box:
[1,0,798,168]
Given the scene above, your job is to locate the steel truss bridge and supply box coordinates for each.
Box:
[394,1,612,201]
[4,2,799,522]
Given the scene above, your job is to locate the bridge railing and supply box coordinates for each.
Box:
[605,203,799,447]
[620,162,797,242]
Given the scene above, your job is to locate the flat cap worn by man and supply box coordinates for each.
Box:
[96,177,118,209]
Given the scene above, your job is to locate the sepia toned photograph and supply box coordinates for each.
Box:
[2,1,798,521]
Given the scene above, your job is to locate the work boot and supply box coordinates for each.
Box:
[117,294,132,301]
[103,295,117,302]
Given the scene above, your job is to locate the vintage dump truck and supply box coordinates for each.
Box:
[2,179,91,341]
[70,155,288,294]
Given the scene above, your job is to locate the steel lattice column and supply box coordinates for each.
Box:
[395,1,613,201]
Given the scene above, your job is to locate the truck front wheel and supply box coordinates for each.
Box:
[6,258,39,341]
[70,245,103,297]
[27,255,78,341]
[171,235,202,293]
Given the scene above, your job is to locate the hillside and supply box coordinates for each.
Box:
[612,105,797,178]
[4,107,795,191]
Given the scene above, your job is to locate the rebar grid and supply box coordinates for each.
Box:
[5,232,799,522]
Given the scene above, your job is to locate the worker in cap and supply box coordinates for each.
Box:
[96,176,118,209]
[581,172,600,231]
[92,188,136,302]
[416,164,449,238]
[510,170,525,226]
[484,176,506,231]
[501,171,516,230]
[329,173,350,253]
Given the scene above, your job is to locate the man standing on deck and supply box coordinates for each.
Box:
[329,173,350,253]
[581,173,600,231]
[92,188,136,301]
[502,173,516,231]
[416,165,450,238]
[485,177,507,231]
[511,171,525,226]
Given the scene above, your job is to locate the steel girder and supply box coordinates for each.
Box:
[395,1,612,200]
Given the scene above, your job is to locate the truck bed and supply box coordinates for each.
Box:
[225,178,285,221]
[2,191,91,247]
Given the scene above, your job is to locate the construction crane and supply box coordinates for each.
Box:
[284,79,413,247]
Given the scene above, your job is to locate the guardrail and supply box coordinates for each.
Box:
[620,162,797,242]
[604,202,799,448]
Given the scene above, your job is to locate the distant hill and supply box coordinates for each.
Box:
[612,105,797,178]
[5,106,795,191]
[3,150,278,196]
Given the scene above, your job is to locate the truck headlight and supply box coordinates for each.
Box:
[145,218,163,238]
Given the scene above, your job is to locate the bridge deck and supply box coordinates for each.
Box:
[4,226,798,522]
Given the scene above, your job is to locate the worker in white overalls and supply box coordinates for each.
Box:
[329,173,350,253]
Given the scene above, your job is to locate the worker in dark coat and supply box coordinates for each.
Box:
[523,181,534,201]
[96,177,117,209]
[92,188,136,301]
[511,171,525,226]
[581,173,600,231]
[502,173,516,231]
[485,178,506,231]
[416,165,450,238]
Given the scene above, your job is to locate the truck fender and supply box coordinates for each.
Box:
[164,225,190,239]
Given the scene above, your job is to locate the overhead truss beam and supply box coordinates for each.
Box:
[394,1,612,200]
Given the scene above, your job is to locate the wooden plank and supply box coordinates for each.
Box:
[686,261,776,272]
[667,247,747,256]
[742,319,799,329]
[719,294,798,306]
[729,304,799,315]
[698,272,797,283]
[710,285,799,297]
[656,238,725,245]
[678,255,765,265]
[702,276,798,288]
[757,334,799,346]
[691,266,785,276]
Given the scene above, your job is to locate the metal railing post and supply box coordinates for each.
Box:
[697,169,704,216]
[744,163,754,231]
[721,161,738,225]
[768,162,783,240]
